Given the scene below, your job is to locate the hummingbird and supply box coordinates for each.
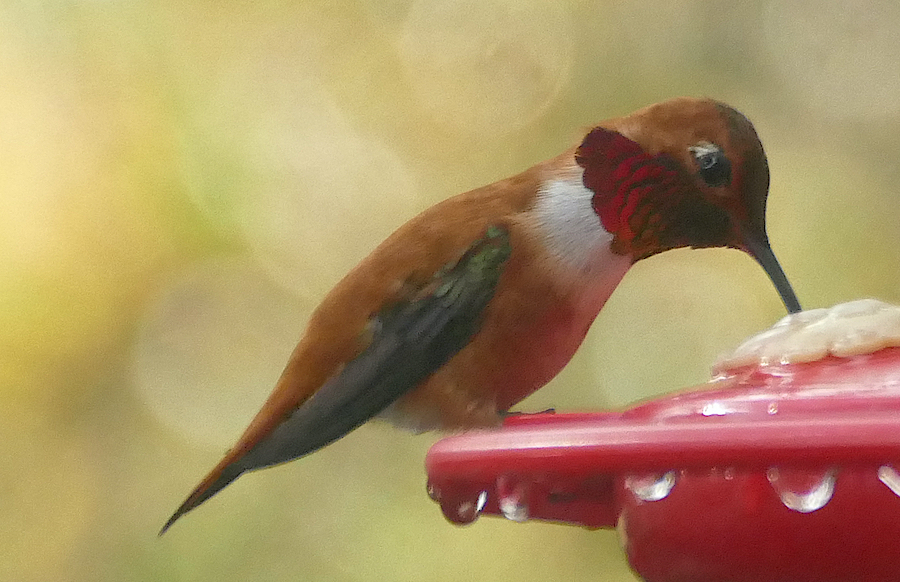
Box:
[160,97,801,534]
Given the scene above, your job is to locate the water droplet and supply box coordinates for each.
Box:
[437,488,487,524]
[878,465,900,496]
[496,476,530,522]
[625,471,677,502]
[767,401,779,415]
[499,497,528,522]
[723,467,736,481]
[767,466,837,513]
[701,401,733,416]
[426,482,440,501]
[615,513,630,551]
[500,492,528,521]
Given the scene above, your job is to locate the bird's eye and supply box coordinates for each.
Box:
[690,142,731,187]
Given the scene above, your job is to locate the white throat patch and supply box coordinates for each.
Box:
[531,166,621,277]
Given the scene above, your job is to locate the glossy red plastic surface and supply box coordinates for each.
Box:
[425,347,900,582]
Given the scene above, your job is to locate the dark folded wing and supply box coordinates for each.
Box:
[160,225,512,534]
[236,225,512,471]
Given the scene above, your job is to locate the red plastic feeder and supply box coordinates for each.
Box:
[425,300,900,582]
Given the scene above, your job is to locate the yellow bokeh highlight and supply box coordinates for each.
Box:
[399,0,573,135]
[133,258,315,447]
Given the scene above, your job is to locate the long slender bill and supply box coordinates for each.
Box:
[742,233,802,314]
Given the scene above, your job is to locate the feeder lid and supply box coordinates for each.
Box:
[425,300,900,582]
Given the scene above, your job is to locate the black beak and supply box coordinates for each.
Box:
[742,231,802,314]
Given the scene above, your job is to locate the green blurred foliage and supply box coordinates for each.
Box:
[1,0,898,580]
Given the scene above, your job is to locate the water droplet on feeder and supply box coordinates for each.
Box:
[701,401,733,416]
[767,466,837,513]
[499,496,528,522]
[877,465,900,497]
[626,471,677,502]
[496,477,529,522]
[436,486,487,524]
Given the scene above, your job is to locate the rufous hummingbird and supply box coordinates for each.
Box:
[160,97,801,534]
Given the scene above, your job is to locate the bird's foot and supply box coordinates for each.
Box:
[502,408,556,418]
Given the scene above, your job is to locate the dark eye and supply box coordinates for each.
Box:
[691,142,731,187]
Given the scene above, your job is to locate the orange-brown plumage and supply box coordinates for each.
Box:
[162,98,801,533]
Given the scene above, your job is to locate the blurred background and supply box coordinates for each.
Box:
[3,0,900,580]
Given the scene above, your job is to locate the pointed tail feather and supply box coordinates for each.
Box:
[159,462,243,535]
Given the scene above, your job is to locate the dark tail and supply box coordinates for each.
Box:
[159,463,243,535]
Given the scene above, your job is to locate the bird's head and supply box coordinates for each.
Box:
[576,97,801,313]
